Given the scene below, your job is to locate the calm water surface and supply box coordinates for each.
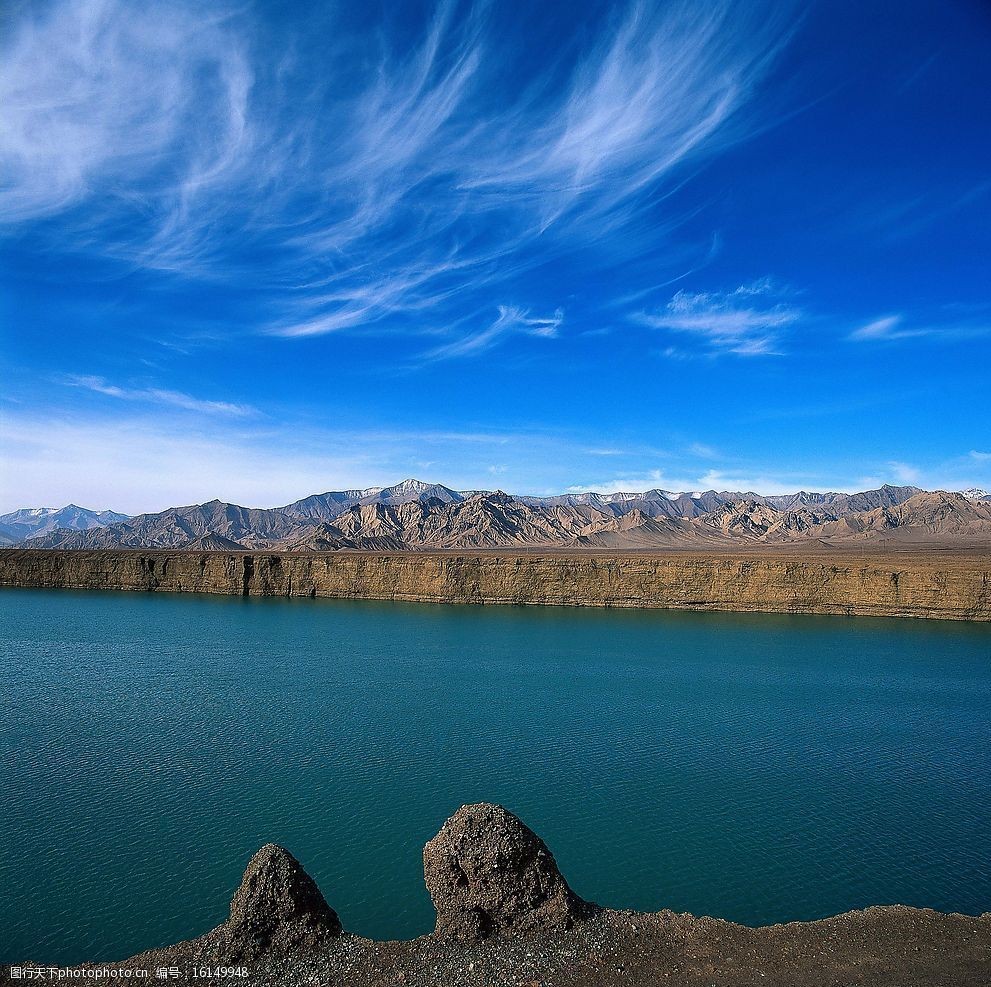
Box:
[1,589,989,963]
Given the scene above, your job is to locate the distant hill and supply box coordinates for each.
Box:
[805,491,991,544]
[36,500,306,549]
[283,479,463,521]
[183,533,247,551]
[9,480,991,551]
[0,505,129,546]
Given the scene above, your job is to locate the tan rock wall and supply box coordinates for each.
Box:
[1,549,989,620]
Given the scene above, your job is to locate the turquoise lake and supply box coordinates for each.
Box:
[1,589,989,964]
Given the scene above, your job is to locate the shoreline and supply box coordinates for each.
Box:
[14,803,991,987]
[1,547,989,620]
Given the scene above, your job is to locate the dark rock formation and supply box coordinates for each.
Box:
[13,804,991,985]
[224,844,341,957]
[422,803,594,940]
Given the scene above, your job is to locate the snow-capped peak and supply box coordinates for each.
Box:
[390,479,430,493]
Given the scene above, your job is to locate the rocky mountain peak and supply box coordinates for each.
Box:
[391,478,432,493]
[481,490,514,505]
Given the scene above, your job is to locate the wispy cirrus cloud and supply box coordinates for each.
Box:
[59,375,255,417]
[847,315,931,342]
[0,0,796,356]
[636,278,801,355]
[847,312,991,343]
[421,305,563,361]
[0,0,255,257]
[457,5,793,233]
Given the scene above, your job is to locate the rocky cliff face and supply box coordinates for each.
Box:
[27,803,991,987]
[1,548,989,620]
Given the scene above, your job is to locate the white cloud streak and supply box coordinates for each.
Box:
[459,4,791,232]
[637,279,801,355]
[0,0,796,356]
[847,313,991,344]
[847,314,932,342]
[0,0,255,248]
[60,375,255,417]
[422,305,563,361]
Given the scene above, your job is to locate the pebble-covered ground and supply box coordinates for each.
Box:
[20,906,990,987]
[10,804,990,987]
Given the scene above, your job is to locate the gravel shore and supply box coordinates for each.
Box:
[10,804,989,987]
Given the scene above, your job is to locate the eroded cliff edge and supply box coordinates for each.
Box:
[1,548,990,620]
[25,803,991,987]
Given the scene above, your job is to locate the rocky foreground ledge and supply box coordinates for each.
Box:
[19,804,990,987]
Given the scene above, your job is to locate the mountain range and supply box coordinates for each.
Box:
[4,479,991,551]
[0,505,129,546]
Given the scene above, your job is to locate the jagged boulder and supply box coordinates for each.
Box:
[423,803,594,941]
[225,844,341,956]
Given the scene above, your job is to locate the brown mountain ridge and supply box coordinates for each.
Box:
[21,481,991,552]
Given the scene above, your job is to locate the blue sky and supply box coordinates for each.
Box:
[1,0,989,513]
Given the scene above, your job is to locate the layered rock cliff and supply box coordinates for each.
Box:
[1,548,989,620]
[25,803,991,987]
